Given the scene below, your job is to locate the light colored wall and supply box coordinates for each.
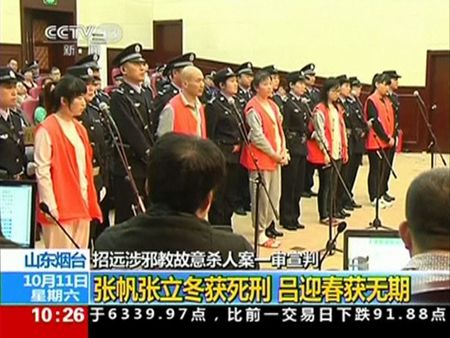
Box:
[152,0,450,86]
[77,0,154,48]
[0,0,21,44]
[2,0,448,85]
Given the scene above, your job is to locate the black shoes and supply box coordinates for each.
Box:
[234,207,247,216]
[351,201,362,208]
[334,209,350,219]
[266,223,284,238]
[301,190,318,198]
[343,203,354,211]
[296,222,306,229]
[383,193,395,202]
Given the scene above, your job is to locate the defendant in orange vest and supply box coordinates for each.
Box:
[157,66,206,138]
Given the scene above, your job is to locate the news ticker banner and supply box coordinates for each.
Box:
[0,250,449,336]
[1,249,449,306]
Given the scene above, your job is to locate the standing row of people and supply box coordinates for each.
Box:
[1,43,401,250]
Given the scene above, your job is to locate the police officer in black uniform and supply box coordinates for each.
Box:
[0,67,26,180]
[301,63,320,197]
[236,62,254,110]
[66,65,110,240]
[338,76,367,210]
[75,54,110,107]
[110,43,155,223]
[205,68,243,228]
[201,71,218,104]
[382,70,401,203]
[234,62,254,215]
[334,75,355,218]
[279,71,309,230]
[153,53,196,126]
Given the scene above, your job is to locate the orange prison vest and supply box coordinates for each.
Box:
[169,94,206,138]
[307,102,348,165]
[37,115,102,225]
[365,92,395,150]
[240,97,285,171]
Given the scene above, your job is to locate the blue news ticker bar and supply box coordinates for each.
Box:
[1,272,89,305]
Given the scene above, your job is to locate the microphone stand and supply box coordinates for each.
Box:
[303,102,353,256]
[39,204,80,249]
[226,99,280,259]
[318,222,347,270]
[99,107,146,216]
[414,94,447,168]
[366,133,396,231]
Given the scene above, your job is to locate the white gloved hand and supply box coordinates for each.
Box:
[100,187,107,202]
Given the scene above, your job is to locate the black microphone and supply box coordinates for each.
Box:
[39,202,80,249]
[98,102,118,129]
[318,221,347,269]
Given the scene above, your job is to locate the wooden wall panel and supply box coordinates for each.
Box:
[426,50,449,153]
[0,44,23,70]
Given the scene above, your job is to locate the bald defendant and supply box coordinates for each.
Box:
[157,66,207,138]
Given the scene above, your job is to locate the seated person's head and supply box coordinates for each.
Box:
[399,168,450,256]
[148,133,226,219]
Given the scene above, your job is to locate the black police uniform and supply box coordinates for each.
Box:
[234,62,254,213]
[383,70,401,199]
[205,68,243,227]
[280,90,309,230]
[153,53,196,129]
[0,111,26,179]
[94,90,110,107]
[0,68,26,179]
[154,82,180,119]
[272,93,286,114]
[300,63,320,196]
[76,53,111,108]
[80,103,111,240]
[66,64,112,240]
[110,44,155,223]
[338,88,368,209]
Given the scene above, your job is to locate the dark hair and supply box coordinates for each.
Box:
[376,73,391,86]
[46,75,86,114]
[252,70,271,91]
[319,77,340,104]
[406,168,450,251]
[371,73,391,93]
[148,133,226,214]
[215,75,236,89]
[41,81,56,114]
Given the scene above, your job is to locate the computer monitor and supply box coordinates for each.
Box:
[344,230,410,271]
[0,180,36,248]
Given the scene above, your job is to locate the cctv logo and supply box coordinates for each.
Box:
[45,24,123,44]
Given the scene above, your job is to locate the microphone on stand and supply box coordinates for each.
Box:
[98,102,146,214]
[98,102,119,130]
[318,221,347,269]
[39,202,80,249]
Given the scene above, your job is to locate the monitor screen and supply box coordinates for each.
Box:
[344,230,410,271]
[0,180,36,248]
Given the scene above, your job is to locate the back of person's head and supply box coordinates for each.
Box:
[148,133,226,214]
[400,168,450,255]
[46,75,86,114]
